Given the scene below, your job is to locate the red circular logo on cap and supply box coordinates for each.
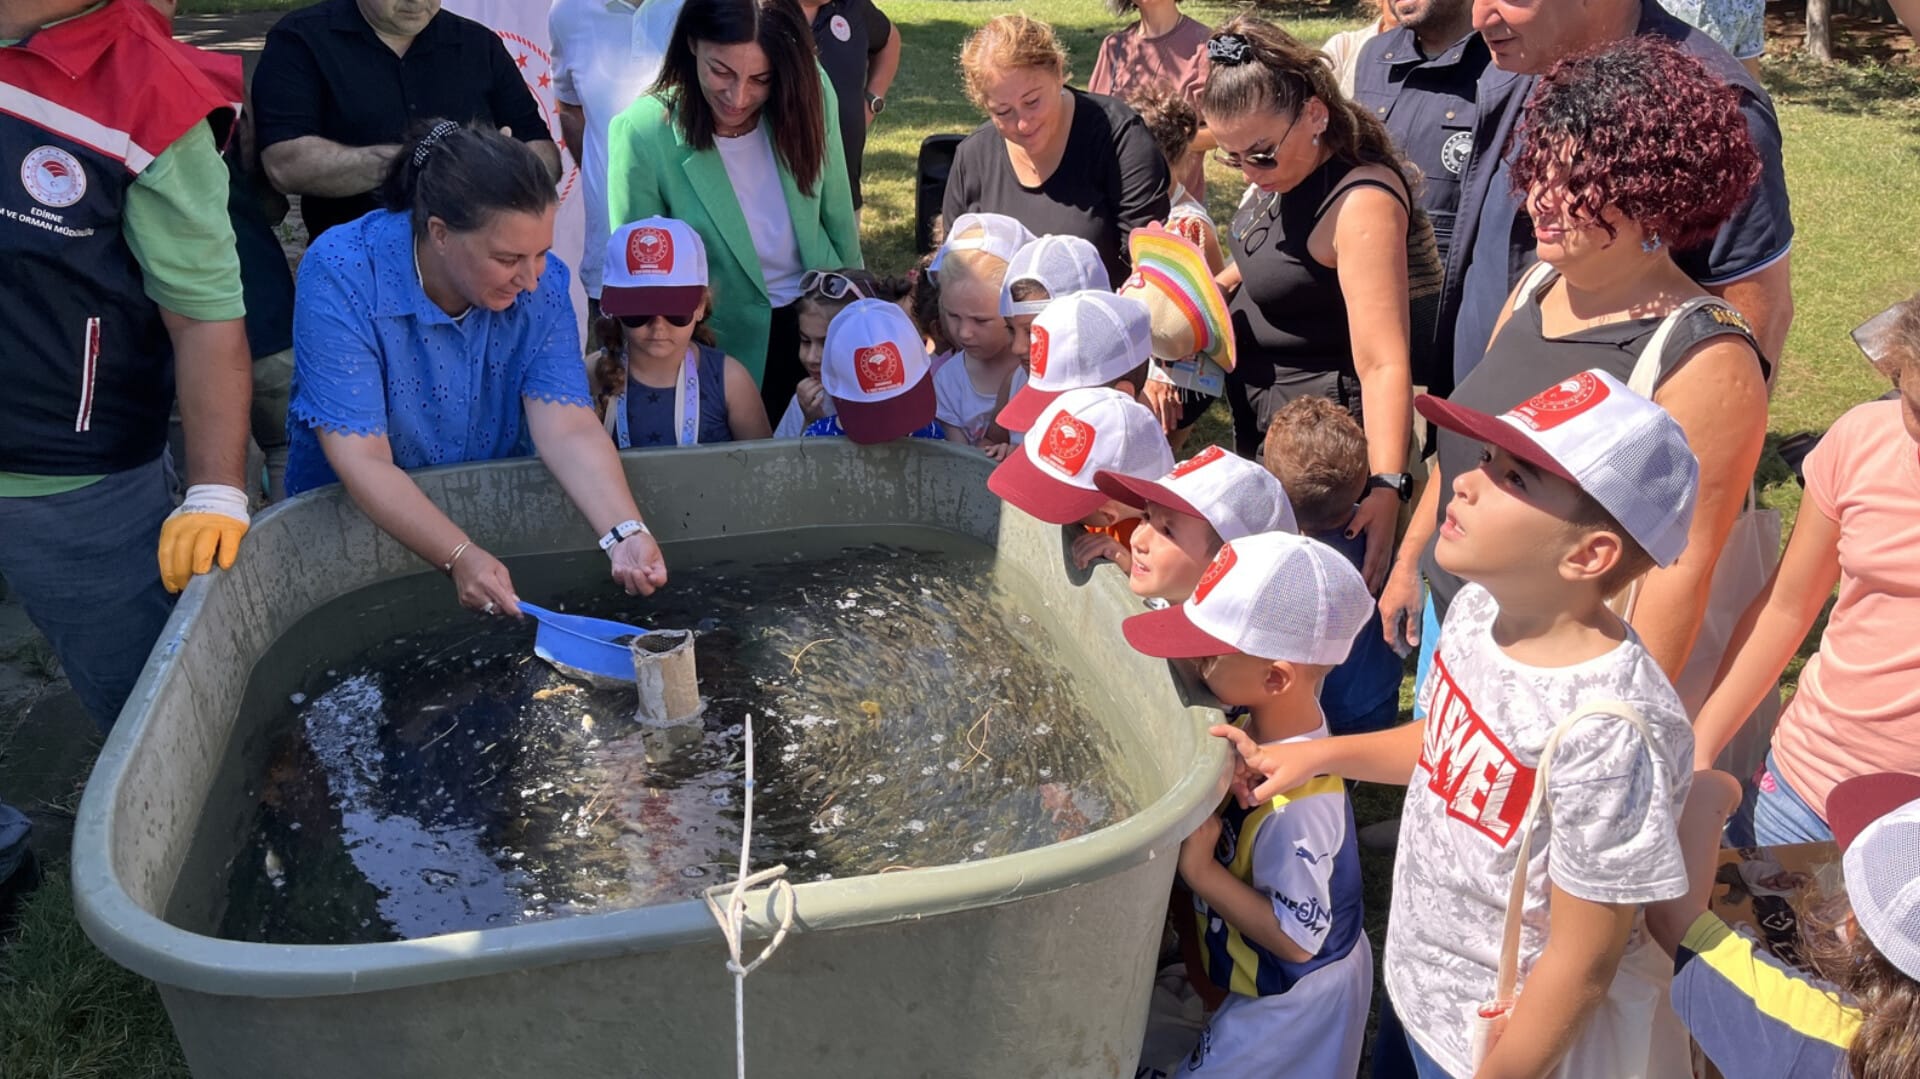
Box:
[1513,372,1610,432]
[1029,324,1051,379]
[626,227,674,275]
[1036,410,1096,476]
[1170,444,1227,480]
[1193,542,1237,604]
[853,343,906,393]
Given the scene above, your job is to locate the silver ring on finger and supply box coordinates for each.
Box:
[483,601,497,615]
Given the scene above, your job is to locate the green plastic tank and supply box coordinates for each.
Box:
[72,440,1229,1078]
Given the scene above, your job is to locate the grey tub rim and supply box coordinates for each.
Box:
[70,442,1231,1001]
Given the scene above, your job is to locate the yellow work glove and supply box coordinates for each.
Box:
[158,483,251,593]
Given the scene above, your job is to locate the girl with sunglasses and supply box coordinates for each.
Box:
[1202,16,1417,595]
[591,219,772,448]
[777,268,904,438]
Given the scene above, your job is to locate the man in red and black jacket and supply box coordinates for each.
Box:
[0,0,254,921]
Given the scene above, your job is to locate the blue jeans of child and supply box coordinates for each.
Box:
[1730,751,1833,847]
[0,459,176,878]
[1374,992,1459,1079]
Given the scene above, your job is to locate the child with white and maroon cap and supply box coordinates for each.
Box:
[1221,368,1704,1079]
[1648,768,1920,1079]
[803,299,945,444]
[931,213,1032,450]
[1094,445,1295,603]
[999,234,1109,363]
[591,217,771,447]
[987,386,1173,572]
[996,290,1156,434]
[1123,531,1376,1079]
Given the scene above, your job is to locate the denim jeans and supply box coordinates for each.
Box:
[1732,751,1834,847]
[0,459,176,877]
[1374,991,1460,1079]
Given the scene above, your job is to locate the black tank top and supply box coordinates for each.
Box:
[1419,268,1765,614]
[1228,158,1410,384]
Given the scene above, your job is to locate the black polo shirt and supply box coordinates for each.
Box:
[253,0,548,240]
[1353,27,1488,266]
[808,0,891,209]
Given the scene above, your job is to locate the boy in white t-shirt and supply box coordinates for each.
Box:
[1218,369,1700,1079]
[1124,532,1376,1078]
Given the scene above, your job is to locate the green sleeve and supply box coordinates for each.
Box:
[122,120,246,322]
[815,67,862,268]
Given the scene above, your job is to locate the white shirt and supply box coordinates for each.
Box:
[548,0,684,297]
[1386,583,1694,1079]
[715,127,806,306]
[931,353,1001,446]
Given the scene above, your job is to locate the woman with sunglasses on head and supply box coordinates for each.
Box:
[590,218,773,448]
[1203,16,1415,592]
[944,13,1171,289]
[286,122,668,618]
[608,0,862,425]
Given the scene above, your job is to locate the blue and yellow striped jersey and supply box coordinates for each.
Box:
[1673,912,1862,1079]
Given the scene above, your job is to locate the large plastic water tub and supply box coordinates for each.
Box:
[72,439,1229,1078]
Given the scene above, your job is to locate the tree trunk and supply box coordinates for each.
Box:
[1806,0,1835,62]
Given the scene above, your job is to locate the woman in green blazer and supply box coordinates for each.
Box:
[608,0,863,421]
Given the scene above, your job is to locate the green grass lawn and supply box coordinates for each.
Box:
[4,3,1918,1076]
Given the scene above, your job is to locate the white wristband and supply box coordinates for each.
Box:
[171,483,250,523]
[598,519,649,552]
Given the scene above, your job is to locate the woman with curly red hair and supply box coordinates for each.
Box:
[1380,36,1770,706]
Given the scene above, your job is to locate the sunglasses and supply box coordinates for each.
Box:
[617,312,695,328]
[801,270,869,302]
[1211,111,1303,172]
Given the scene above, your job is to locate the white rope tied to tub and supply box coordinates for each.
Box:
[702,712,796,1079]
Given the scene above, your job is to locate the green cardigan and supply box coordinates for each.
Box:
[606,77,863,384]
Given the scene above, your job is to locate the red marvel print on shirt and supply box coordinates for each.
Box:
[854,343,906,394]
[1418,655,1536,845]
[1193,542,1237,604]
[1030,324,1052,379]
[1511,372,1609,433]
[1037,410,1096,475]
[1170,445,1227,479]
[626,227,674,275]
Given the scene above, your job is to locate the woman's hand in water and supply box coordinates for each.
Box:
[1348,487,1400,593]
[609,531,669,596]
[452,545,522,616]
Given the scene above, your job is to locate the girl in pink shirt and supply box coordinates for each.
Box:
[1696,293,1920,844]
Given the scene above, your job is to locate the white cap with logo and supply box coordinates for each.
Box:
[601,217,708,318]
[1096,445,1298,541]
[821,299,937,444]
[1123,532,1372,664]
[988,387,1174,524]
[997,291,1154,432]
[1415,368,1699,567]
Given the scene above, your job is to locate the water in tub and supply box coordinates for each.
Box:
[218,530,1137,944]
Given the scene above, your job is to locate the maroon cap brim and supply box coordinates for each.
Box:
[1121,605,1236,659]
[988,450,1112,524]
[1414,393,1576,484]
[600,283,706,319]
[832,376,937,445]
[995,384,1062,433]
[1829,773,1920,854]
[1094,470,1202,519]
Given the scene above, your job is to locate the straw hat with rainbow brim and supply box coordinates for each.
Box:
[1118,224,1235,372]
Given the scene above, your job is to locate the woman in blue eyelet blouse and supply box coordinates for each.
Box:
[286,122,668,615]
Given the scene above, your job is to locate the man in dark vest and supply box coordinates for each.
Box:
[0,0,253,922]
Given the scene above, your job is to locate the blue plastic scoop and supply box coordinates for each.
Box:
[518,602,650,684]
